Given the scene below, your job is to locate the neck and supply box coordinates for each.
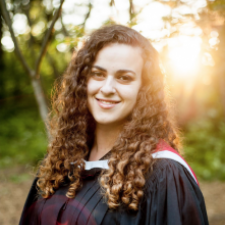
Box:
[88,122,124,161]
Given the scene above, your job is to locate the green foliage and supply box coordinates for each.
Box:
[9,173,32,183]
[1,98,225,182]
[0,52,32,100]
[0,100,47,168]
[183,118,225,180]
[208,0,225,13]
[0,0,225,183]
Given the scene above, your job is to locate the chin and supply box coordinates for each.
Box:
[95,119,116,125]
[94,116,127,126]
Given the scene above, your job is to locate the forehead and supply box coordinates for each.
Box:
[93,43,143,72]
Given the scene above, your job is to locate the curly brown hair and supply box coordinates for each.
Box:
[37,24,181,211]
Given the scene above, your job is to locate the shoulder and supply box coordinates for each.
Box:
[145,158,199,193]
[140,158,209,225]
[145,139,199,191]
[23,177,40,206]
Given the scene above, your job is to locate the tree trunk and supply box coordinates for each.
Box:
[31,77,50,137]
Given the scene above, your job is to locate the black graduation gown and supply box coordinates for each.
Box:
[19,158,209,225]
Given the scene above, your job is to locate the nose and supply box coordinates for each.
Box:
[100,75,116,95]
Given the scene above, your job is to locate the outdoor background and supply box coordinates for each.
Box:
[0,0,225,224]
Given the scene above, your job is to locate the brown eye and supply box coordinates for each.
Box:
[118,75,132,81]
[91,72,105,78]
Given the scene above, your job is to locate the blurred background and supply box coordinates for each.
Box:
[0,0,225,224]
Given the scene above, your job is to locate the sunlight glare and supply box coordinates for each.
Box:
[132,2,172,40]
[86,1,111,30]
[31,21,45,36]
[168,36,202,78]
[209,37,220,47]
[113,0,129,24]
[210,31,219,38]
[137,2,170,29]
[12,14,29,36]
[179,22,202,36]
[56,43,69,52]
[202,52,214,66]
[1,35,14,52]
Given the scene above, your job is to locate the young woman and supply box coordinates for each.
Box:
[20,25,209,225]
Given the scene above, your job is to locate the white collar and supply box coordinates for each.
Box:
[71,159,109,170]
[70,150,198,184]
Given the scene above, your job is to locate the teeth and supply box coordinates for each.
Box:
[99,100,116,104]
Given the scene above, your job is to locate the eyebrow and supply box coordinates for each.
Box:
[92,65,136,75]
[92,65,107,72]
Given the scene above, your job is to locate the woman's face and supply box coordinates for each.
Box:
[87,43,143,126]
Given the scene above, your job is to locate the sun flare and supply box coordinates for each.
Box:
[167,36,202,79]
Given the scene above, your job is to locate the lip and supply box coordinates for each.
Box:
[96,98,121,109]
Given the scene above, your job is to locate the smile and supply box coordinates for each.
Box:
[96,98,121,109]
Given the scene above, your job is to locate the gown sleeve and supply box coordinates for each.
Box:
[19,177,39,225]
[139,158,209,225]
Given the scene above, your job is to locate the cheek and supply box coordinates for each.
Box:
[87,79,100,95]
[119,84,141,103]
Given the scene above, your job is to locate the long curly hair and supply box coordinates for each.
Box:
[37,24,181,211]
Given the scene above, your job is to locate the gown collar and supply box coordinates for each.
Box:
[73,151,111,178]
[78,140,198,185]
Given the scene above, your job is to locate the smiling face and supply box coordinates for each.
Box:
[87,43,143,127]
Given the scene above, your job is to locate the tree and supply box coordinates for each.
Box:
[0,0,65,137]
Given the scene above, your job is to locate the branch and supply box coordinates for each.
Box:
[109,0,115,7]
[0,0,33,76]
[22,2,37,65]
[60,14,70,36]
[81,2,93,28]
[35,0,65,78]
[129,0,134,21]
